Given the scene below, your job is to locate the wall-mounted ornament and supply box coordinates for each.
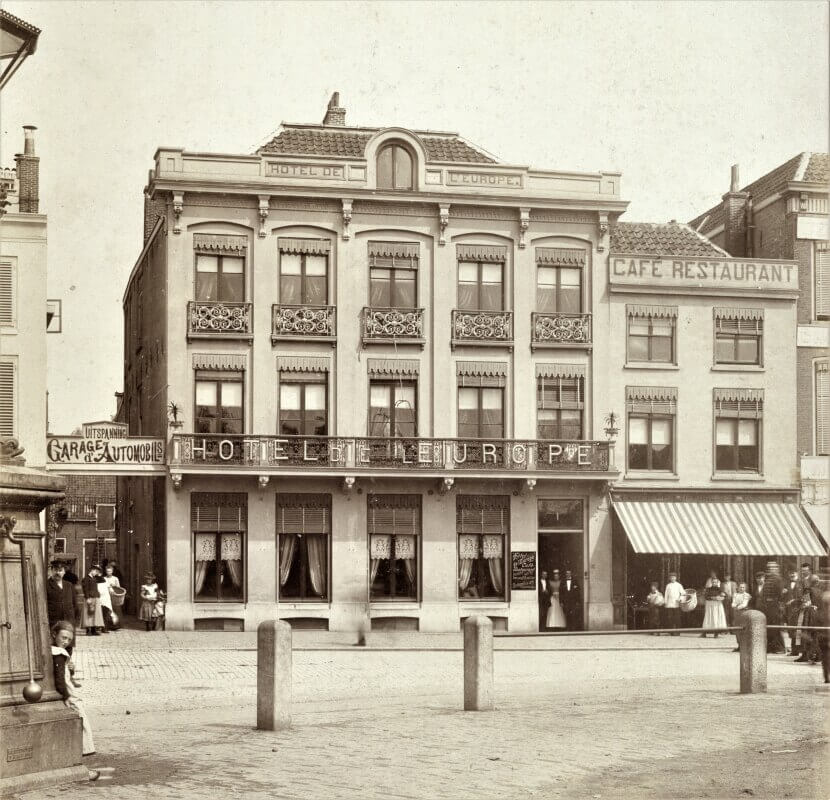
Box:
[172,193,184,235]
[258,475,270,489]
[597,212,609,252]
[258,195,270,238]
[342,476,356,493]
[438,204,450,246]
[342,199,353,240]
[518,207,530,249]
[170,472,183,490]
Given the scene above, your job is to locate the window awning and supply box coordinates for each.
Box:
[613,501,826,556]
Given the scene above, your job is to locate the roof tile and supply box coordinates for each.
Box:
[610,222,727,257]
[804,153,829,183]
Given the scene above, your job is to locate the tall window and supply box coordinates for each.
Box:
[192,493,246,602]
[376,143,414,190]
[369,381,416,437]
[816,243,829,321]
[537,375,583,439]
[457,495,508,600]
[715,390,762,472]
[714,309,763,365]
[369,494,420,600]
[627,307,676,363]
[369,243,418,308]
[195,372,243,434]
[537,266,581,313]
[277,494,329,601]
[458,387,504,439]
[627,387,676,471]
[280,249,328,305]
[458,261,504,311]
[279,378,327,436]
[195,253,244,302]
[816,361,829,456]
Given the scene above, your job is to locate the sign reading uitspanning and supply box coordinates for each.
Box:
[610,256,798,292]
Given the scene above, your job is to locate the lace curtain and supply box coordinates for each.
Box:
[279,534,297,587]
[194,532,243,592]
[458,534,503,593]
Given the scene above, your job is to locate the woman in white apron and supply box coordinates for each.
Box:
[546,569,568,630]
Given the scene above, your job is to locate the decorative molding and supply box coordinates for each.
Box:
[597,211,609,252]
[366,358,420,377]
[439,204,450,246]
[172,193,184,234]
[185,194,256,209]
[192,353,247,371]
[535,363,587,379]
[258,195,270,238]
[530,210,593,224]
[536,247,586,266]
[342,199,353,240]
[271,198,341,213]
[627,304,678,319]
[192,233,248,253]
[353,200,434,217]
[456,360,508,378]
[518,207,530,249]
[451,205,514,221]
[276,355,331,373]
[456,244,507,262]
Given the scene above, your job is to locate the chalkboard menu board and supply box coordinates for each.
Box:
[510,551,536,590]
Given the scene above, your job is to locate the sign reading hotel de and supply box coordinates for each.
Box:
[610,256,798,292]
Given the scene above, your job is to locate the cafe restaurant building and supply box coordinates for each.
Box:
[604,223,827,627]
[119,94,628,632]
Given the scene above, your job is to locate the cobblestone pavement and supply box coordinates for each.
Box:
[16,630,830,800]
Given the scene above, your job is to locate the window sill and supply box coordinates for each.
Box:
[624,362,679,370]
[369,601,420,609]
[193,601,246,608]
[710,473,765,481]
[624,472,680,481]
[711,364,764,372]
[459,601,509,609]
[279,601,330,609]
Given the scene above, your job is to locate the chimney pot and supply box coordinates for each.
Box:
[730,164,740,192]
[23,125,37,156]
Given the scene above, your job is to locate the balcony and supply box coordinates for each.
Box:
[271,304,336,344]
[362,307,425,347]
[451,309,513,350]
[170,434,612,475]
[531,312,592,349]
[187,301,253,340]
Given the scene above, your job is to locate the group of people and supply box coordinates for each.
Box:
[46,560,122,636]
[538,569,582,631]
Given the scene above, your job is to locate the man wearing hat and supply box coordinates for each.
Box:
[46,560,76,627]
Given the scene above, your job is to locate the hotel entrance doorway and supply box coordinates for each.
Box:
[537,498,585,630]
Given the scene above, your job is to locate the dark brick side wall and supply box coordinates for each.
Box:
[144,192,167,243]
[752,198,793,260]
[793,238,817,323]
[722,193,748,256]
[64,474,117,499]
[14,154,39,213]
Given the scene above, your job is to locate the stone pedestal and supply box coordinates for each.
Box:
[0,455,89,796]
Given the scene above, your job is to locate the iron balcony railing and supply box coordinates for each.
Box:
[187,301,253,338]
[451,309,513,348]
[271,304,336,342]
[531,312,592,348]
[362,307,425,345]
[170,434,611,473]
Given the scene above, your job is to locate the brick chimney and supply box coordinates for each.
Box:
[721,164,748,257]
[143,184,167,243]
[322,92,346,126]
[14,125,39,213]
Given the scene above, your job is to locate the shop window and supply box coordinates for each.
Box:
[277,494,330,601]
[537,265,582,314]
[368,244,418,308]
[369,381,416,437]
[714,309,763,365]
[714,389,763,472]
[279,377,327,436]
[192,493,246,602]
[195,371,243,434]
[458,386,504,439]
[195,254,244,302]
[816,243,829,320]
[537,375,583,439]
[816,361,829,456]
[626,387,676,472]
[458,261,504,311]
[626,306,677,364]
[376,143,414,190]
[279,250,328,305]
[368,494,420,601]
[457,495,509,601]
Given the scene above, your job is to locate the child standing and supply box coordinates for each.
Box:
[51,621,95,757]
[646,582,664,632]
[139,573,159,631]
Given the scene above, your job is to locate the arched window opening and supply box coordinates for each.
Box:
[377,143,414,190]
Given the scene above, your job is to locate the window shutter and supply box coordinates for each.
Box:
[713,388,764,419]
[816,361,829,456]
[0,264,13,326]
[0,361,14,437]
[367,495,421,535]
[816,246,830,318]
[191,493,247,531]
[456,495,509,534]
[276,494,331,534]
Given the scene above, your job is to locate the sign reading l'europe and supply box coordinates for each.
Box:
[610,256,798,292]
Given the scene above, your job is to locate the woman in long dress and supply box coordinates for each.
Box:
[80,565,104,636]
[702,577,727,638]
[546,569,568,630]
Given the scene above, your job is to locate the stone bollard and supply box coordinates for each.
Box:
[257,620,292,730]
[463,615,494,711]
[739,610,767,694]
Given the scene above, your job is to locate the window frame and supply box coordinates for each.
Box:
[368,379,418,438]
[367,494,421,602]
[815,243,829,321]
[194,251,246,303]
[192,494,247,604]
[536,264,583,314]
[278,378,329,436]
[816,359,829,457]
[194,371,244,435]
[457,385,505,439]
[536,376,584,440]
[279,251,329,305]
[276,494,331,603]
[457,260,505,312]
[713,396,763,474]
[626,313,676,364]
[456,495,510,603]
[376,143,415,191]
[369,262,418,309]
[713,315,763,367]
[627,412,675,472]
[714,417,760,473]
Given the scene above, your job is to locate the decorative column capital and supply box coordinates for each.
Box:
[258,195,270,238]
[597,211,609,252]
[342,199,353,240]
[518,207,530,249]
[438,204,451,246]
[172,193,184,235]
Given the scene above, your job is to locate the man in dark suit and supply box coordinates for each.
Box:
[538,570,551,631]
[46,561,76,627]
[560,569,582,631]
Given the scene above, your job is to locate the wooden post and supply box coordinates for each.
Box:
[257,620,292,730]
[739,610,767,694]
[463,615,494,711]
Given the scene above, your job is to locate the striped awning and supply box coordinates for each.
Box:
[614,501,827,556]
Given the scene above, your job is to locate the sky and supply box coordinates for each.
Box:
[0,0,827,434]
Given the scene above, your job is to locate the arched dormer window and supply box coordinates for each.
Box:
[377,142,414,190]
